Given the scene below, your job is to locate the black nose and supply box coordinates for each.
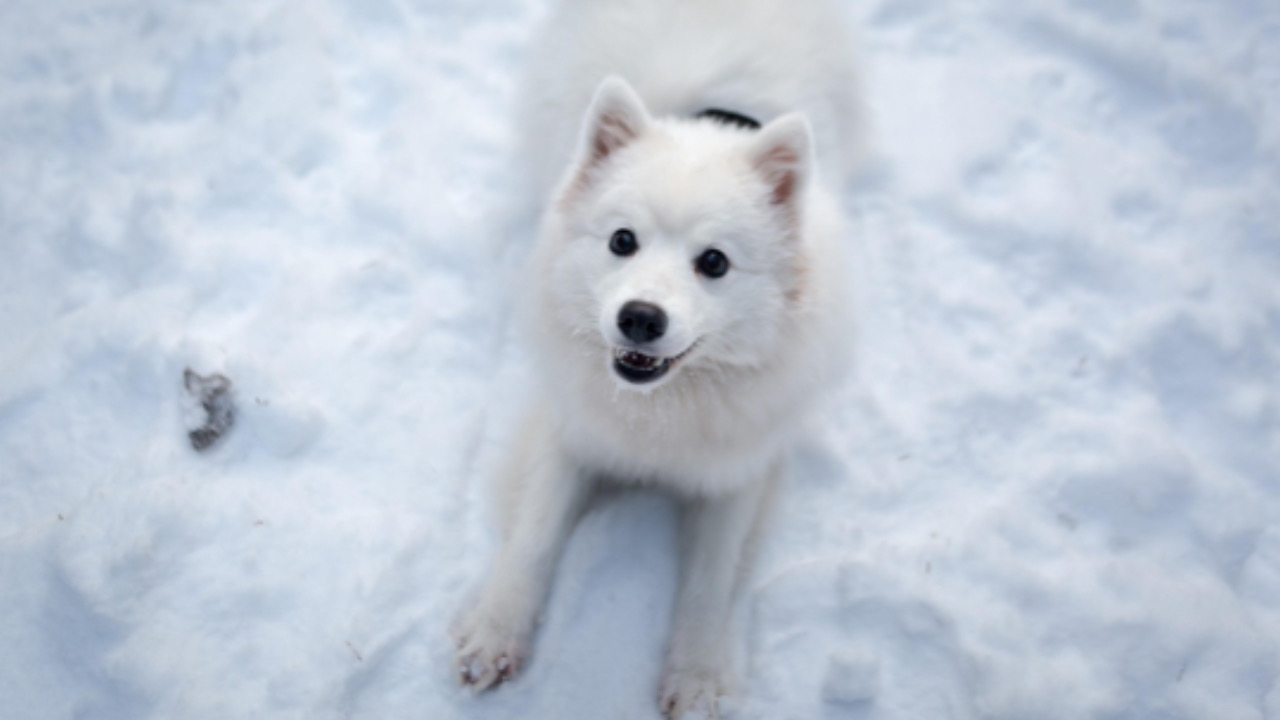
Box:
[617,301,667,343]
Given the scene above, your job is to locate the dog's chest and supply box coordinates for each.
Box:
[560,382,788,491]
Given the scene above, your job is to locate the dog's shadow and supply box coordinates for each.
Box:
[516,486,681,713]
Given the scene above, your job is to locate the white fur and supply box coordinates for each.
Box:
[454,0,860,716]
[517,0,863,205]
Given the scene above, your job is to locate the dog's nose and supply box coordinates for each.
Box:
[617,301,667,343]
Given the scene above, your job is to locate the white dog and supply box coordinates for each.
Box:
[454,0,860,716]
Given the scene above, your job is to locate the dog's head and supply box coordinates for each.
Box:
[540,76,815,392]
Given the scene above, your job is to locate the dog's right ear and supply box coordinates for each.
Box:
[577,76,649,170]
[748,113,813,211]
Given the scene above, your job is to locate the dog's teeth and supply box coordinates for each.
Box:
[615,347,677,372]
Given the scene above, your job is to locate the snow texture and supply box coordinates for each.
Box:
[823,648,881,705]
[1,0,1278,719]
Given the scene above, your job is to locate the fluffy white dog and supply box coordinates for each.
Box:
[454,0,861,716]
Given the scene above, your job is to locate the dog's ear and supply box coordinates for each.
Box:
[578,76,649,170]
[749,113,813,209]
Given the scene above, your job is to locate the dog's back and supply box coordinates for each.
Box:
[517,0,863,206]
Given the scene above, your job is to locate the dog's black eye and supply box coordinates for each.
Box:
[610,228,638,257]
[695,248,730,278]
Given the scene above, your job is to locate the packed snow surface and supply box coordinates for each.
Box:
[2,0,1278,718]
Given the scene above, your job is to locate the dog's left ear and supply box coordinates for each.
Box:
[749,113,813,210]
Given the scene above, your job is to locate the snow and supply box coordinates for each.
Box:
[822,648,881,705]
[1,0,1277,719]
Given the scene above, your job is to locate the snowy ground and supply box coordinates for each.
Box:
[1,0,1278,718]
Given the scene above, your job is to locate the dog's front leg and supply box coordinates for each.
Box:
[661,464,779,718]
[453,418,590,690]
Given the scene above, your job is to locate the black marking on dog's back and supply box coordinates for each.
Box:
[695,108,761,131]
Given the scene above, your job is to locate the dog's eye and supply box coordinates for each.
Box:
[695,248,730,279]
[609,228,638,257]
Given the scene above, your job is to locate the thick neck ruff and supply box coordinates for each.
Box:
[694,108,762,131]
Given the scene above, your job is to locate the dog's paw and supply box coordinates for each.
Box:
[451,606,530,691]
[659,667,726,719]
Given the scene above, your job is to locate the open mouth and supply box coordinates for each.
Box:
[612,344,695,385]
